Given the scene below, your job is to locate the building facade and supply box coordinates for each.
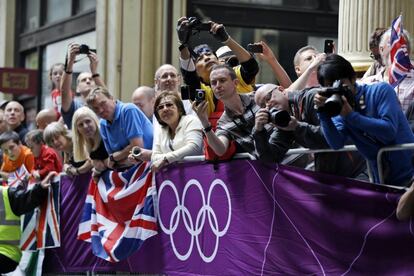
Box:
[0,0,413,114]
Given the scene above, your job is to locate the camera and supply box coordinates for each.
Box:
[268,108,291,127]
[79,44,96,54]
[131,147,141,158]
[188,17,212,32]
[195,89,205,104]
[247,43,263,53]
[317,80,355,117]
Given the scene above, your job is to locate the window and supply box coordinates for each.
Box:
[45,0,72,24]
[77,0,96,13]
[22,0,40,32]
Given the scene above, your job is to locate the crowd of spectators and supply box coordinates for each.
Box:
[1,16,414,272]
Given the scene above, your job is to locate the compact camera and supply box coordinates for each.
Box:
[268,108,291,127]
[195,89,206,105]
[79,44,96,54]
[131,147,142,158]
[317,80,355,117]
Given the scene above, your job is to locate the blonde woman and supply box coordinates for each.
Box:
[43,122,92,177]
[72,106,108,179]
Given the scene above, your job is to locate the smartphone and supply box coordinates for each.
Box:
[247,43,263,53]
[324,39,334,54]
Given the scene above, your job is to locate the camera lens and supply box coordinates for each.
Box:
[132,147,141,155]
[323,94,343,117]
[269,108,291,127]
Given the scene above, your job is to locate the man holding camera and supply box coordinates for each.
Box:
[193,64,291,160]
[61,43,105,128]
[254,83,365,177]
[177,17,258,120]
[314,54,414,186]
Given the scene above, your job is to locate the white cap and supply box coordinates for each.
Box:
[215,46,234,58]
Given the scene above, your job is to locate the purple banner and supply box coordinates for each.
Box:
[44,160,414,275]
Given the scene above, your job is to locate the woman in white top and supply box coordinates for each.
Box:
[151,91,203,171]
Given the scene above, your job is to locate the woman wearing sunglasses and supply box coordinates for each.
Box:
[151,91,203,171]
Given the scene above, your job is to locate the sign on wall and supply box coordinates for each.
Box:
[0,67,38,96]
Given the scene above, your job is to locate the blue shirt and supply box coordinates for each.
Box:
[100,101,153,154]
[319,82,414,186]
[61,98,84,129]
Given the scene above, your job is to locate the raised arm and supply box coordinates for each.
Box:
[256,41,292,88]
[61,43,78,112]
[88,51,105,88]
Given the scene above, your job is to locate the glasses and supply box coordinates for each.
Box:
[261,88,277,108]
[156,102,175,111]
[158,73,179,80]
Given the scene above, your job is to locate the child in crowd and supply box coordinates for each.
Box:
[43,122,92,177]
[25,129,63,180]
[0,131,35,182]
[49,63,65,117]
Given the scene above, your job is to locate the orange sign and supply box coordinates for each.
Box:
[0,67,38,96]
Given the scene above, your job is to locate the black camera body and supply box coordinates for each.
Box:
[188,17,212,32]
[79,44,90,54]
[195,89,205,104]
[268,108,291,127]
[317,80,355,117]
[79,44,96,54]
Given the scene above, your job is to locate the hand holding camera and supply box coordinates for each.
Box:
[315,80,355,117]
[177,17,191,44]
[210,22,229,43]
[254,108,269,131]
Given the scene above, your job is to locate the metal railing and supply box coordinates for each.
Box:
[182,143,414,189]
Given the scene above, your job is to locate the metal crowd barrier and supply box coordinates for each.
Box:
[377,143,414,185]
[182,143,414,190]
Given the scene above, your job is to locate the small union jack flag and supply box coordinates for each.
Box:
[78,162,158,262]
[389,15,413,87]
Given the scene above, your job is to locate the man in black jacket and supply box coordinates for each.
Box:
[254,83,366,177]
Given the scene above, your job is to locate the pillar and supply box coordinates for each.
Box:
[96,0,187,102]
[338,0,414,72]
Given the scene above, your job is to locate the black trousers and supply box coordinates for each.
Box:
[0,253,18,273]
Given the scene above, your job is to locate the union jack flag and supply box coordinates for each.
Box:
[7,165,30,187]
[20,174,60,251]
[78,162,158,262]
[389,15,413,87]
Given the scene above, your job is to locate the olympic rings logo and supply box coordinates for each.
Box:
[158,179,232,263]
